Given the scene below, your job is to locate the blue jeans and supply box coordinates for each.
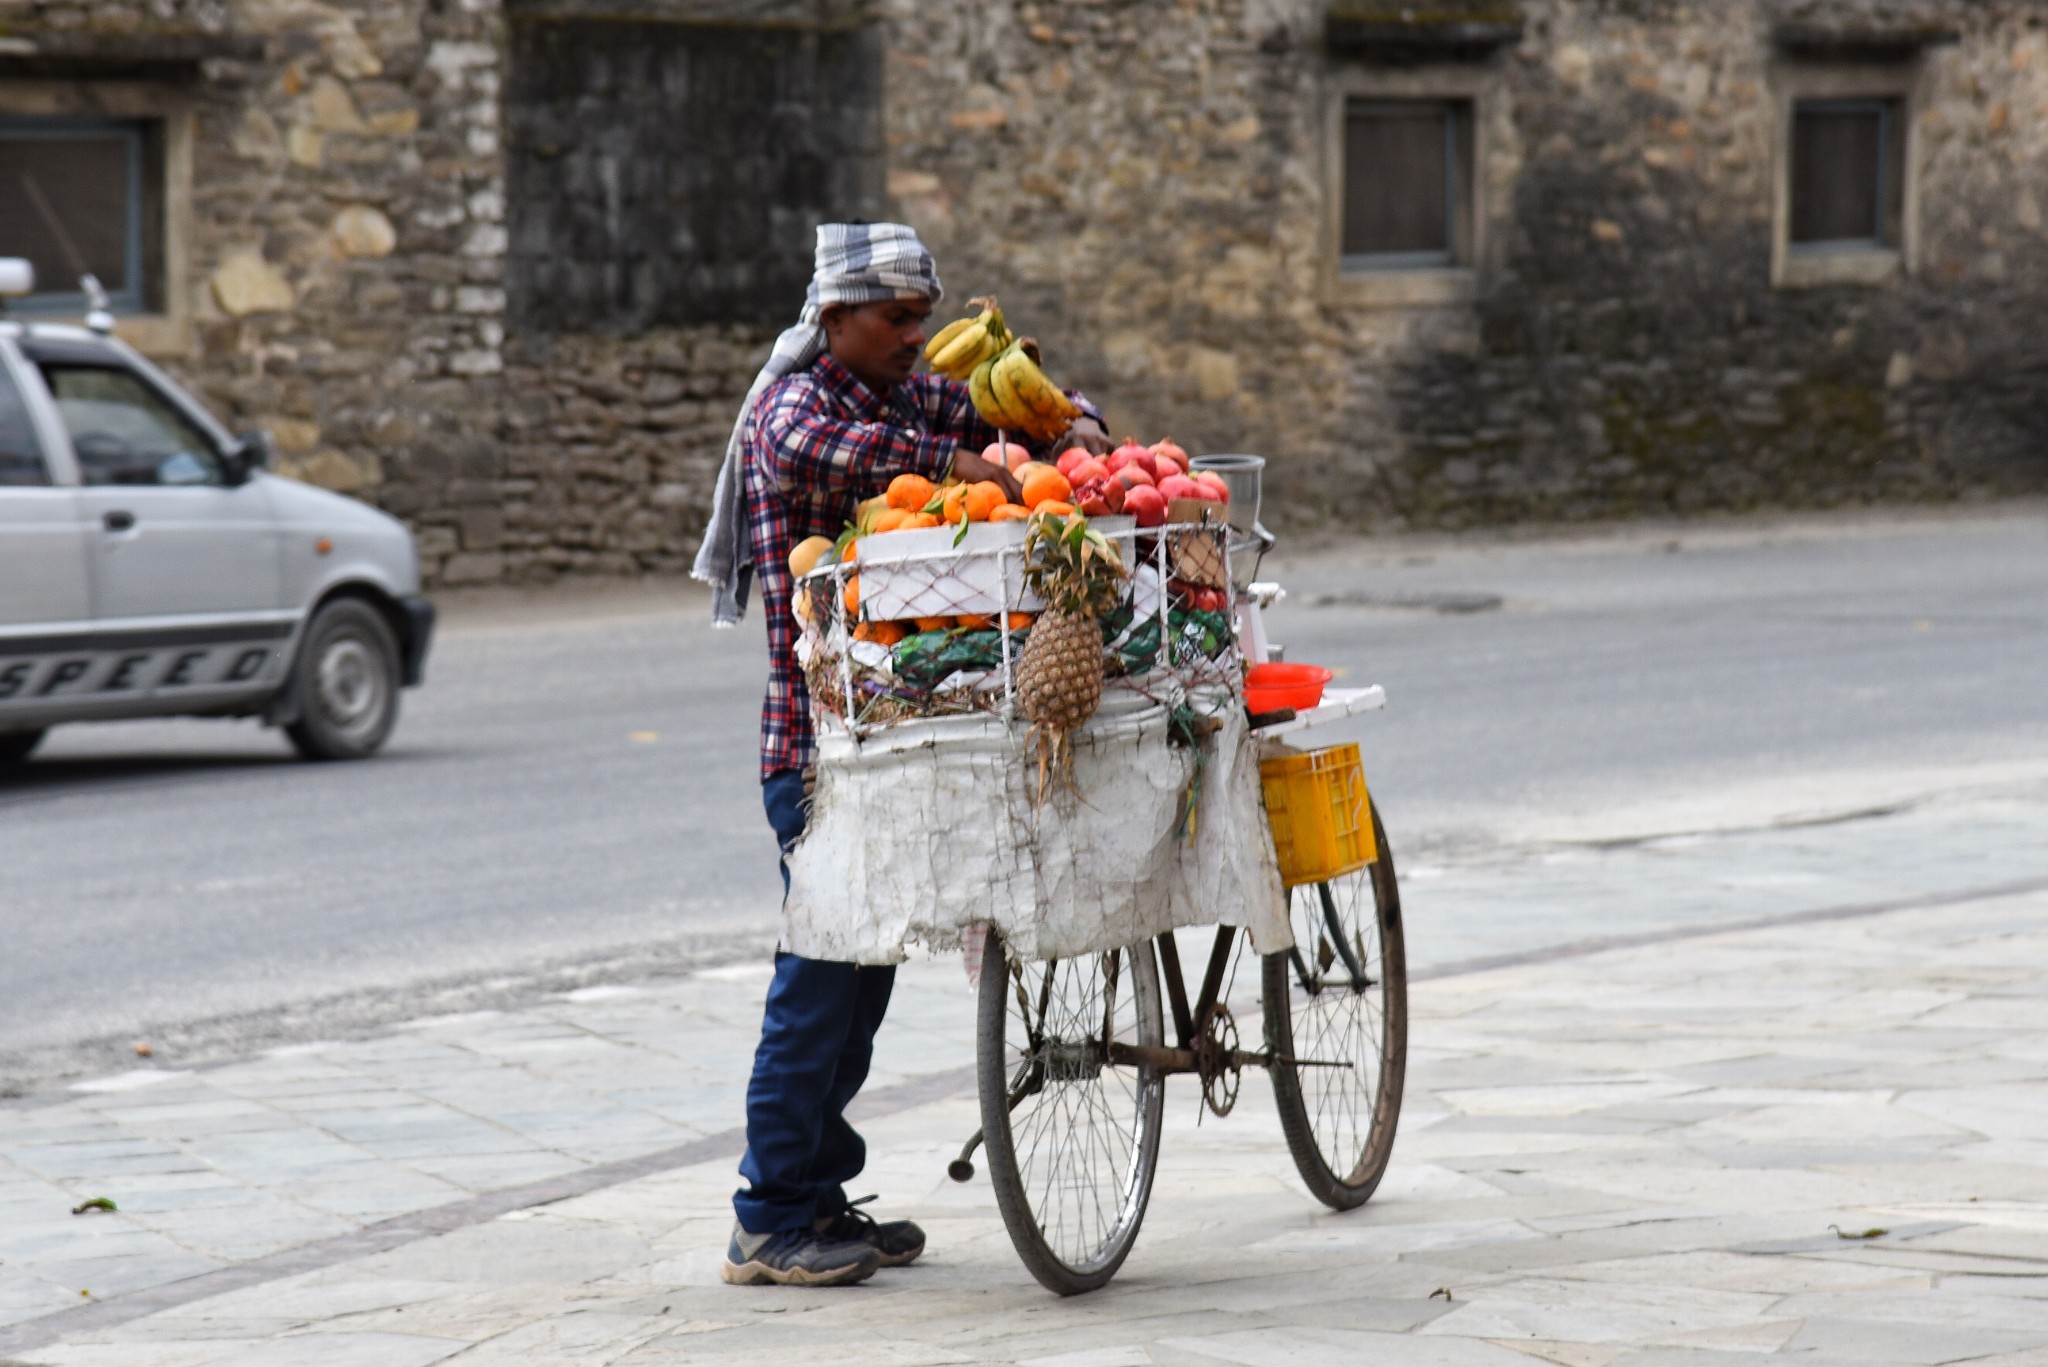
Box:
[734,769,897,1234]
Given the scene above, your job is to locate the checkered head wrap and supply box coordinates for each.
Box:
[692,223,944,626]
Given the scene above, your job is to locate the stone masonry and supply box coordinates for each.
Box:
[0,0,2041,584]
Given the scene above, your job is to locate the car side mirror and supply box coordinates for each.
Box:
[222,430,273,486]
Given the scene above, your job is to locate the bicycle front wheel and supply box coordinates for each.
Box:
[1262,807,1408,1209]
[978,931,1166,1295]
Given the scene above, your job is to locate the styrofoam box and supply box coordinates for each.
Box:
[854,517,1136,621]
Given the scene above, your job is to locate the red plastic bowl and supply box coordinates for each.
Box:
[1244,662,1333,714]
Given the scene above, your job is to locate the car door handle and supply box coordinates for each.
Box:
[103,510,135,532]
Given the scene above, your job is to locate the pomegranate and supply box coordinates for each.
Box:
[1067,457,1110,487]
[1114,464,1156,490]
[1055,448,1093,480]
[1109,438,1152,470]
[1122,484,1168,528]
[1193,470,1231,503]
[1157,474,1207,503]
[1074,476,1125,517]
[1150,438,1189,472]
[1106,446,1157,480]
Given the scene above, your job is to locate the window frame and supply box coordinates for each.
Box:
[1788,98,1897,254]
[0,82,193,357]
[0,340,55,488]
[1323,64,1490,310]
[0,115,150,315]
[1339,99,1467,273]
[38,360,226,488]
[1770,61,1923,290]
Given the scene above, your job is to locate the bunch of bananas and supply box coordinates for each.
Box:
[970,340,1081,442]
[923,297,1082,442]
[923,297,1012,380]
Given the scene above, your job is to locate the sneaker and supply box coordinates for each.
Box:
[815,1194,925,1267]
[720,1224,880,1287]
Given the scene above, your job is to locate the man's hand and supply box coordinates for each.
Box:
[951,448,1024,503]
[1053,416,1112,457]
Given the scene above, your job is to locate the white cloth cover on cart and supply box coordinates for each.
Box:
[783,688,1291,964]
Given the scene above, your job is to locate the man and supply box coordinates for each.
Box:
[693,223,1107,1287]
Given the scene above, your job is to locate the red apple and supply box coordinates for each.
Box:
[1114,464,1156,490]
[983,440,1031,472]
[1193,471,1231,503]
[1055,448,1093,480]
[1122,484,1168,528]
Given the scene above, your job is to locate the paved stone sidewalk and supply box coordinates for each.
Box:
[4,786,2041,1340]
[7,879,2048,1365]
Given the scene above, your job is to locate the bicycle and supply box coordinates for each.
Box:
[947,583,1408,1295]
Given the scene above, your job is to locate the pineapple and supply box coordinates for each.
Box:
[1016,511,1127,793]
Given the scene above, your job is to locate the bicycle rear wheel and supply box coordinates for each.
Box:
[1262,807,1407,1209]
[977,931,1166,1295]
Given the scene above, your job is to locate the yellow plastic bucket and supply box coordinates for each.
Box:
[1259,742,1377,888]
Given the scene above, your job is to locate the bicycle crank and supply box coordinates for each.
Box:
[1194,1003,1241,1117]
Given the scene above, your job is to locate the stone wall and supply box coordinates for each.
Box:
[891,0,2048,530]
[2,0,2041,587]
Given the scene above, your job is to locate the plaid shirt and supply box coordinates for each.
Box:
[743,355,998,777]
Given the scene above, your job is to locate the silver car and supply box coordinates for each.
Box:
[0,266,433,765]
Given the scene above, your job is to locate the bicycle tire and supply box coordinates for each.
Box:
[1262,806,1408,1209]
[977,930,1166,1295]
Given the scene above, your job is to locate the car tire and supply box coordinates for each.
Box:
[0,729,46,765]
[285,598,401,762]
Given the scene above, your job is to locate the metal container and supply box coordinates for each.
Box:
[1189,453,1264,537]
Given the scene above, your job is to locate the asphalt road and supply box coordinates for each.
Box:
[3,505,2043,1089]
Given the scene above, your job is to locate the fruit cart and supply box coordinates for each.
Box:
[783,451,1405,1296]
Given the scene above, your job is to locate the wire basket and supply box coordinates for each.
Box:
[794,518,1241,742]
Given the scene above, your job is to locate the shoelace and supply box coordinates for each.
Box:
[828,1193,881,1236]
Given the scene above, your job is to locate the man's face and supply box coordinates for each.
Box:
[823,298,933,391]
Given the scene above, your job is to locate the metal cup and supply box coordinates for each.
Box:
[1189,454,1264,539]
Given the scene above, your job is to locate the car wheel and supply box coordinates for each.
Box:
[286,599,401,761]
[0,729,46,765]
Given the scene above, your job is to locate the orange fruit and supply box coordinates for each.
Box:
[869,508,911,534]
[957,613,994,629]
[1005,611,1036,630]
[939,484,970,523]
[1020,468,1073,510]
[886,473,936,512]
[1034,499,1075,518]
[843,573,860,616]
[964,481,1007,522]
[900,512,942,530]
[989,502,1032,523]
[914,616,954,632]
[854,620,907,646]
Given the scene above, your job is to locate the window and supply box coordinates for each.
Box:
[0,117,163,314]
[504,18,885,332]
[1790,100,1903,250]
[0,360,49,487]
[1342,101,1472,269]
[1770,63,1920,290]
[39,366,218,487]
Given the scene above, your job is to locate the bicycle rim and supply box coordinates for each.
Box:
[1263,809,1407,1207]
[978,932,1165,1295]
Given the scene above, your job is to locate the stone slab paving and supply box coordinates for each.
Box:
[7,879,2048,1365]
